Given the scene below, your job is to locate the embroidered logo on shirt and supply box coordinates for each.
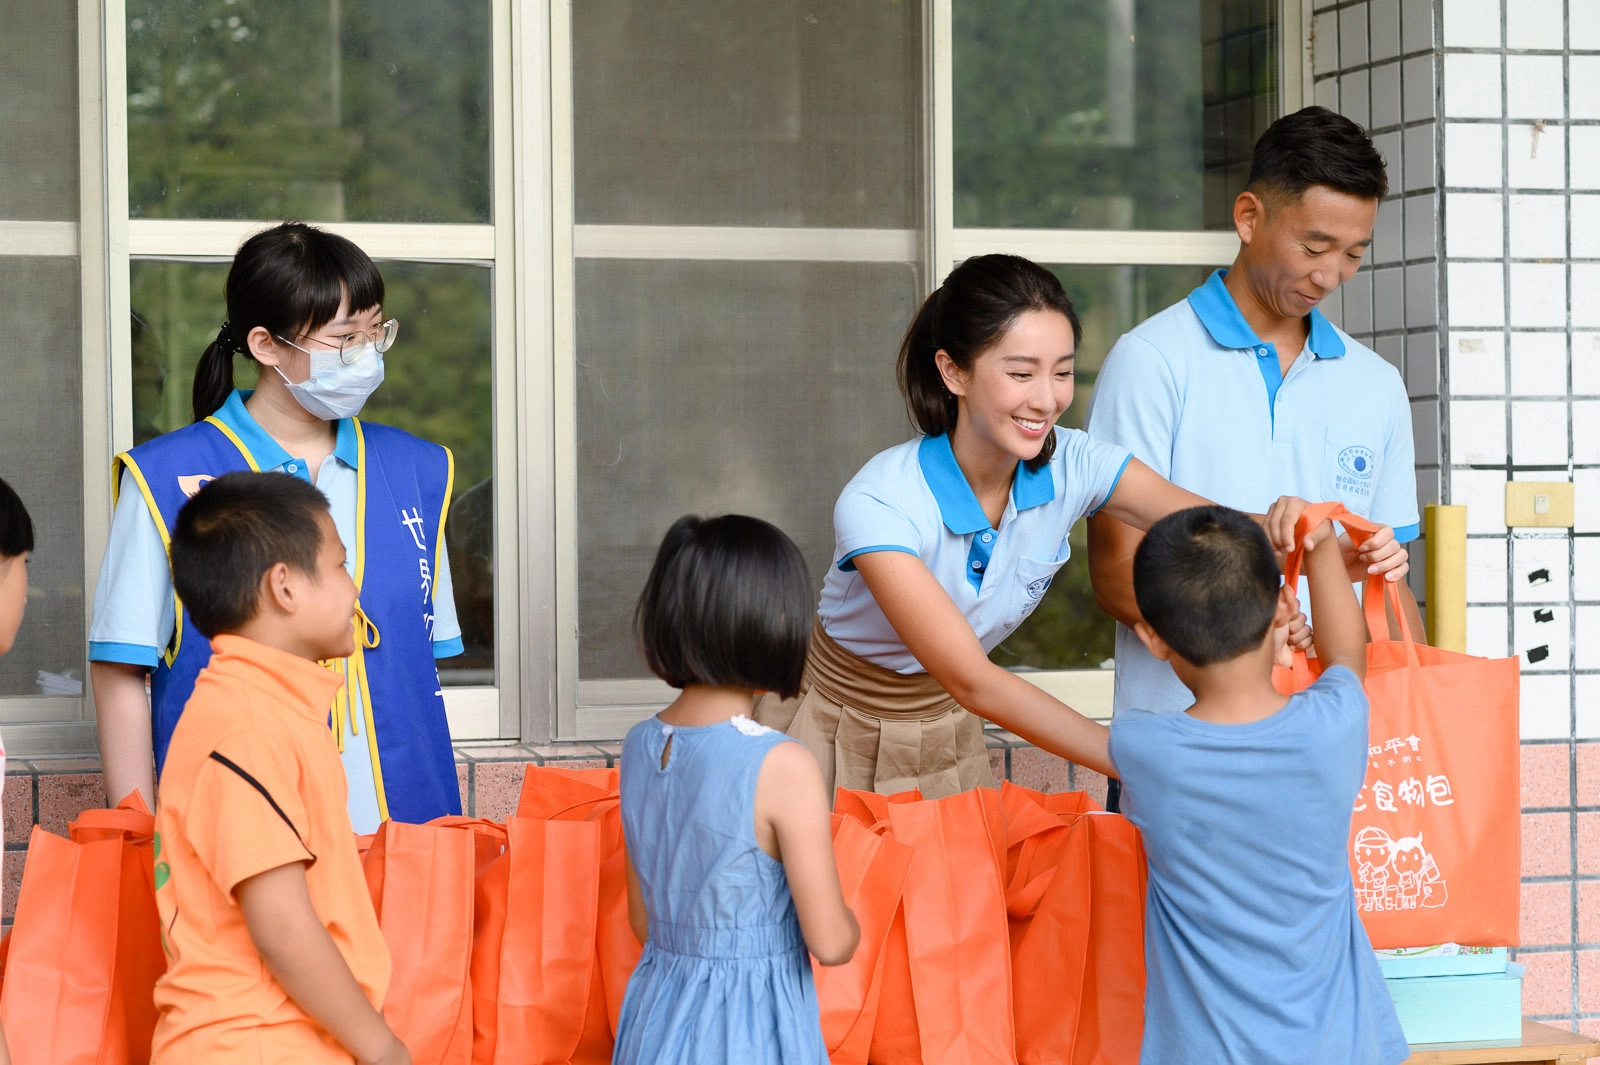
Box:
[1337,445,1376,480]
[1026,576,1053,600]
[177,474,216,498]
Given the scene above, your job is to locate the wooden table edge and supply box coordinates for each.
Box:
[1402,1020,1600,1064]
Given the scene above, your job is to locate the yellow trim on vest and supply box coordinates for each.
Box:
[353,640,389,822]
[113,452,183,668]
[344,419,387,820]
[433,446,455,592]
[202,416,262,471]
[352,419,368,593]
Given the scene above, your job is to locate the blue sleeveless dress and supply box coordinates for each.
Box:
[615,714,827,1065]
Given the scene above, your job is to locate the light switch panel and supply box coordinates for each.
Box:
[1505,480,1576,527]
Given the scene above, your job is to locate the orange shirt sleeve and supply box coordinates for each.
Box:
[186,730,318,898]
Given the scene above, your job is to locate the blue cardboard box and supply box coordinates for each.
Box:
[1375,944,1508,980]
[1387,963,1524,1045]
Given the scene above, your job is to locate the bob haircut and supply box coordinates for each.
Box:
[897,254,1083,473]
[0,476,34,559]
[1246,105,1389,208]
[191,221,386,422]
[170,471,332,639]
[1133,505,1281,667]
[634,514,814,700]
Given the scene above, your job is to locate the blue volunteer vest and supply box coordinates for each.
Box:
[113,415,462,824]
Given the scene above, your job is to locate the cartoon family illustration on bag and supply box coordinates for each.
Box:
[1354,826,1448,913]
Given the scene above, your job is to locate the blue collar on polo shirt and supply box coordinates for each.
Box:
[918,432,1054,592]
[1187,269,1345,427]
[216,389,361,477]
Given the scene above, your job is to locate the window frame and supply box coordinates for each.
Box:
[549,0,1313,739]
[1,0,1310,755]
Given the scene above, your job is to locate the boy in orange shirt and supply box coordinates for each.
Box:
[151,471,408,1065]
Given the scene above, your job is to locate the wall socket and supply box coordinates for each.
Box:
[1505,481,1575,528]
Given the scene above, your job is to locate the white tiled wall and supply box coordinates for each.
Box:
[1312,0,1440,613]
[1426,0,1596,742]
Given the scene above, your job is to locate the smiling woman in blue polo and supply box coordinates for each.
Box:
[754,254,1407,800]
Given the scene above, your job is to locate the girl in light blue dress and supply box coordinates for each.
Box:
[616,514,859,1065]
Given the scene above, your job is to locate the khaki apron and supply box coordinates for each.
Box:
[754,620,994,802]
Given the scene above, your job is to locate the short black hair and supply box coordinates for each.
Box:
[634,514,814,699]
[0,477,34,559]
[1133,506,1281,666]
[1247,105,1388,206]
[170,472,332,638]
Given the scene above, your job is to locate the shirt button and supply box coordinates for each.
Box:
[981,532,993,543]
[286,463,298,473]
[971,561,983,571]
[1257,347,1268,357]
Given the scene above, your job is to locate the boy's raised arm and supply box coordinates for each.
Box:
[1304,521,1368,681]
[235,862,411,1065]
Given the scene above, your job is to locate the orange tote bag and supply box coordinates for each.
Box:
[885,787,1018,1065]
[1001,784,1146,1065]
[516,764,639,1048]
[1274,503,1521,948]
[1,793,166,1065]
[814,813,913,1065]
[363,819,477,1065]
[490,817,603,1065]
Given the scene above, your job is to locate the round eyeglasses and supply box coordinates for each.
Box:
[280,317,399,365]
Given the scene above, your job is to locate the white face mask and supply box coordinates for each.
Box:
[275,341,386,420]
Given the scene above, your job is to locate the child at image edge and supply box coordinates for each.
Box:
[1110,505,1409,1065]
[0,475,34,1065]
[616,514,860,1065]
[150,472,407,1065]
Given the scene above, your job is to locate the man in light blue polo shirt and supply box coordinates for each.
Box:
[1087,106,1423,750]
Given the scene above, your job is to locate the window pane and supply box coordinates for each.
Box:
[0,259,85,697]
[126,0,491,222]
[573,0,921,228]
[991,263,1213,672]
[954,0,1278,230]
[0,0,78,219]
[128,258,495,681]
[575,260,919,679]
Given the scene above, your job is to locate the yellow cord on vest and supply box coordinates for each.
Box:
[324,604,380,753]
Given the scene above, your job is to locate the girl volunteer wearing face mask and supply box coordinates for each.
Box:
[88,222,463,829]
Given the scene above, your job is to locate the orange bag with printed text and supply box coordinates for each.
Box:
[1274,502,1520,948]
[0,794,165,1065]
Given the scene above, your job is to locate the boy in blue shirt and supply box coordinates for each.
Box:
[1110,505,1407,1065]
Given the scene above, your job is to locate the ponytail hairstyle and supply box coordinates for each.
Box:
[896,254,1083,472]
[191,221,386,422]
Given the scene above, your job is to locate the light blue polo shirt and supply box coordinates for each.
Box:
[1087,269,1419,716]
[88,390,464,831]
[819,427,1132,674]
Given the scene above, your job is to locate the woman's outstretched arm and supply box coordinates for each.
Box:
[852,551,1114,777]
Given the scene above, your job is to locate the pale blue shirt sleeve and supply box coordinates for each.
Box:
[87,470,176,668]
[431,545,464,657]
[1054,428,1135,518]
[1371,375,1421,543]
[833,482,923,569]
[1084,332,1182,478]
